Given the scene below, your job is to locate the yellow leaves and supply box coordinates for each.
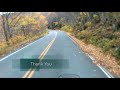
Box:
[21,20,28,26]
[18,14,48,30]
[31,24,40,30]
[0,42,7,50]
[80,12,87,16]
[54,22,58,26]
[9,35,26,45]
[18,15,37,29]
[61,25,73,33]
[85,21,93,28]
[8,13,48,33]
[45,21,48,25]
[0,42,8,55]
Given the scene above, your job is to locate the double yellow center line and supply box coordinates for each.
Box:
[22,32,57,78]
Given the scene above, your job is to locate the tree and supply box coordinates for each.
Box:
[1,12,11,45]
[8,12,22,38]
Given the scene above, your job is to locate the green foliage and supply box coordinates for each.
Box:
[93,14,100,23]
[113,46,120,59]
[59,12,120,60]
[103,31,117,39]
[61,25,73,33]
[76,30,116,53]
[110,39,120,47]
[84,21,93,28]
[75,27,120,59]
[76,30,93,42]
[89,36,97,45]
[99,38,111,52]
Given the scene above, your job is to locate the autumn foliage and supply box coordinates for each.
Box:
[0,12,48,56]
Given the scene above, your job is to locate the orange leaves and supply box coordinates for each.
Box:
[39,15,46,21]
[39,15,48,25]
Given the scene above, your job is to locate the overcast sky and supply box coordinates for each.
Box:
[0,12,14,15]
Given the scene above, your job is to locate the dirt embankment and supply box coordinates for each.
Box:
[66,32,120,77]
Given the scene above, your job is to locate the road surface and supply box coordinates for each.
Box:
[0,30,115,78]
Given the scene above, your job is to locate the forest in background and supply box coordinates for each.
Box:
[0,12,120,64]
[47,12,120,63]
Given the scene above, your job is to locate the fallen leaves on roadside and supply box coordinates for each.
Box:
[67,32,120,77]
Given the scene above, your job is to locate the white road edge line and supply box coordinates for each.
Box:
[67,33,95,61]
[85,53,89,56]
[88,54,95,61]
[0,35,46,62]
[99,65,114,78]
[87,53,114,78]
[65,32,114,78]
[98,65,114,78]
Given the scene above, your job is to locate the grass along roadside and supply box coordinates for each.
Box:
[66,32,120,77]
[0,30,49,58]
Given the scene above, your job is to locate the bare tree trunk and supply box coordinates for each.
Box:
[2,15,10,45]
[21,26,26,38]
[5,14,12,38]
[100,12,109,26]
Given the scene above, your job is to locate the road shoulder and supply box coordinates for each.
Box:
[65,31,120,78]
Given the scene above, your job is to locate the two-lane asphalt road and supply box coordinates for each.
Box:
[0,30,115,78]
